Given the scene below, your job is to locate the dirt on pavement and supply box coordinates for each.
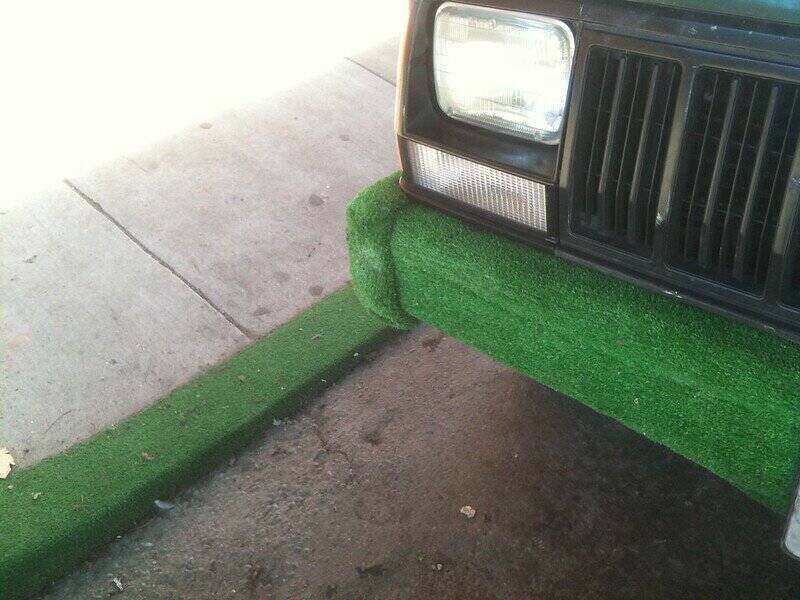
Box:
[45,328,800,599]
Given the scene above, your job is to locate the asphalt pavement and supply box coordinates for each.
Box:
[45,328,800,599]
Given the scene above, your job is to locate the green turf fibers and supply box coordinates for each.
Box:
[346,174,418,330]
[0,287,392,600]
[348,173,800,514]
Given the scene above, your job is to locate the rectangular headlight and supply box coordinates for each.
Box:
[433,3,575,144]
[407,140,548,231]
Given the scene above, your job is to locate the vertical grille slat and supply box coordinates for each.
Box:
[571,48,680,256]
[626,61,660,245]
[788,230,800,306]
[756,89,800,281]
[718,81,760,269]
[644,63,679,248]
[598,56,629,231]
[583,51,616,225]
[615,58,647,234]
[733,84,780,281]
[683,72,721,262]
[774,166,800,306]
[698,77,740,270]
[669,68,800,297]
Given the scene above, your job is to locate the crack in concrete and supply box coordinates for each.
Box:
[43,410,73,435]
[63,179,255,340]
[344,56,395,88]
[309,414,355,474]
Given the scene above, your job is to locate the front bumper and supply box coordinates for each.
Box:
[347,173,800,515]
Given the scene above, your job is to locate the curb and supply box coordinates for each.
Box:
[0,286,394,600]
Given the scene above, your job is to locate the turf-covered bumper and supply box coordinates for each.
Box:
[346,173,800,514]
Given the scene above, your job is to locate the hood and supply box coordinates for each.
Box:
[632,0,800,26]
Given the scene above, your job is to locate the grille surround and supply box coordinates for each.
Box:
[558,30,800,341]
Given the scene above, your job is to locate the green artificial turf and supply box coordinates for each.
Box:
[0,287,392,600]
[348,174,800,514]
[346,174,418,330]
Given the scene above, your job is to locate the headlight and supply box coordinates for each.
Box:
[433,3,575,144]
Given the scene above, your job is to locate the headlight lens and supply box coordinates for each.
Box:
[433,3,575,144]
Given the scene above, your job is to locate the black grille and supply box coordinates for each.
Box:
[570,48,680,256]
[669,69,800,295]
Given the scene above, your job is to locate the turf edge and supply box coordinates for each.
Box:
[0,286,394,600]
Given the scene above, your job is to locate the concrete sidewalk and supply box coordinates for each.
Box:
[2,2,403,467]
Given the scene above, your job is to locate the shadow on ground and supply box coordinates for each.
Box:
[46,328,800,599]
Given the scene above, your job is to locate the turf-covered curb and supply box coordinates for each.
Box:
[0,286,393,600]
[347,175,800,514]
